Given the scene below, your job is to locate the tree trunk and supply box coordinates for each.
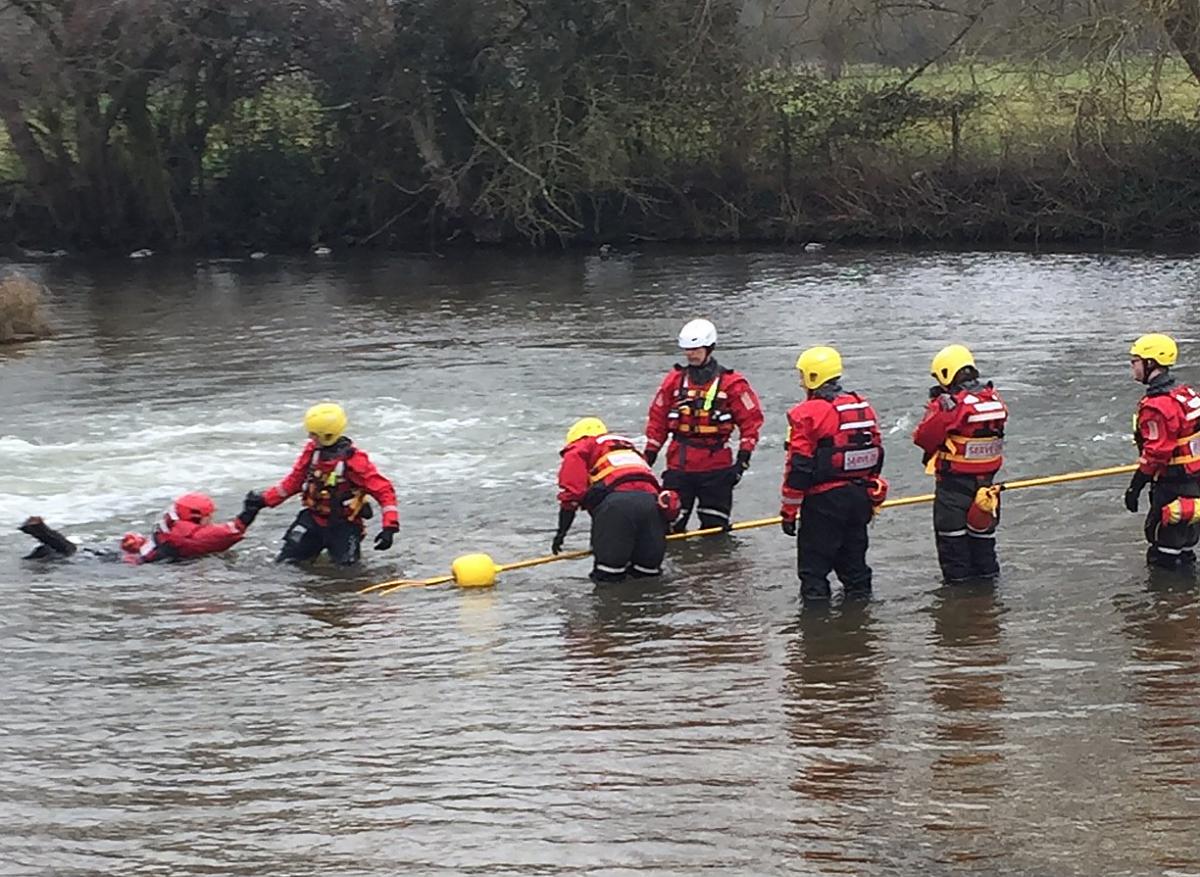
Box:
[0,66,69,226]
[123,80,185,244]
[74,90,118,241]
[0,95,52,188]
[1155,0,1200,85]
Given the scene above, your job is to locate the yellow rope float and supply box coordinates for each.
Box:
[358,462,1138,596]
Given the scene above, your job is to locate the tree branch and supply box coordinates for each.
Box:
[451,90,584,230]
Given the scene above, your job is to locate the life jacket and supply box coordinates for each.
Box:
[302,443,369,520]
[667,367,736,446]
[933,384,1007,476]
[813,392,884,484]
[582,434,660,510]
[1135,383,1200,479]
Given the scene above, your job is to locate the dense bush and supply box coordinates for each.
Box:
[0,0,1198,250]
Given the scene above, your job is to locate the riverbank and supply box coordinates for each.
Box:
[3,60,1199,253]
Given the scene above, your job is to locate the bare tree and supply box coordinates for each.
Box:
[0,0,299,246]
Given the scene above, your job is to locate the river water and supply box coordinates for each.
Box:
[1,248,1197,875]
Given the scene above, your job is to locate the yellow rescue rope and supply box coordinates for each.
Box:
[359,463,1138,596]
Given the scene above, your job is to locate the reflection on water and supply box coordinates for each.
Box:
[924,584,1010,867]
[1116,578,1200,875]
[561,573,767,674]
[784,605,887,870]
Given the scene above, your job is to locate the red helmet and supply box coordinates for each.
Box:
[174,492,215,523]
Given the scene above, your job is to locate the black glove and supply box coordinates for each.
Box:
[729,449,752,485]
[552,508,576,554]
[373,526,398,551]
[643,448,658,467]
[1125,470,1151,513]
[928,384,947,400]
[236,491,266,528]
[781,517,797,537]
[737,449,752,470]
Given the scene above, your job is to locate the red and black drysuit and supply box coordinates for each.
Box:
[122,509,254,563]
[260,437,399,566]
[644,357,763,532]
[1126,372,1200,567]
[19,501,260,564]
[912,379,1008,582]
[780,381,884,602]
[555,433,666,583]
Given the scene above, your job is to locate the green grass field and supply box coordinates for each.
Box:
[841,58,1200,161]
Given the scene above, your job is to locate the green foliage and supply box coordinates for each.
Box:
[754,69,987,158]
[3,1,1200,248]
[0,131,19,183]
[201,77,332,246]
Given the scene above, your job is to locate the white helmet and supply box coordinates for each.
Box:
[678,318,717,349]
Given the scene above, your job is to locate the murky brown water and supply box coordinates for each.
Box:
[1,248,1198,875]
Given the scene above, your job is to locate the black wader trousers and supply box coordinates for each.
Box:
[662,467,736,533]
[277,509,362,566]
[590,490,667,583]
[1145,478,1200,567]
[795,482,874,602]
[934,473,999,582]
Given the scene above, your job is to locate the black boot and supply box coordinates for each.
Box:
[19,517,78,558]
[936,533,972,582]
[1147,546,1183,569]
[967,534,1000,578]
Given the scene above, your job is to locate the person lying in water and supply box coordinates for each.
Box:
[19,491,264,563]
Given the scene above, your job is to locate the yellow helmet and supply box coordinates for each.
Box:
[796,346,843,390]
[566,416,607,445]
[1130,333,1177,367]
[930,344,976,387]
[304,402,347,446]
